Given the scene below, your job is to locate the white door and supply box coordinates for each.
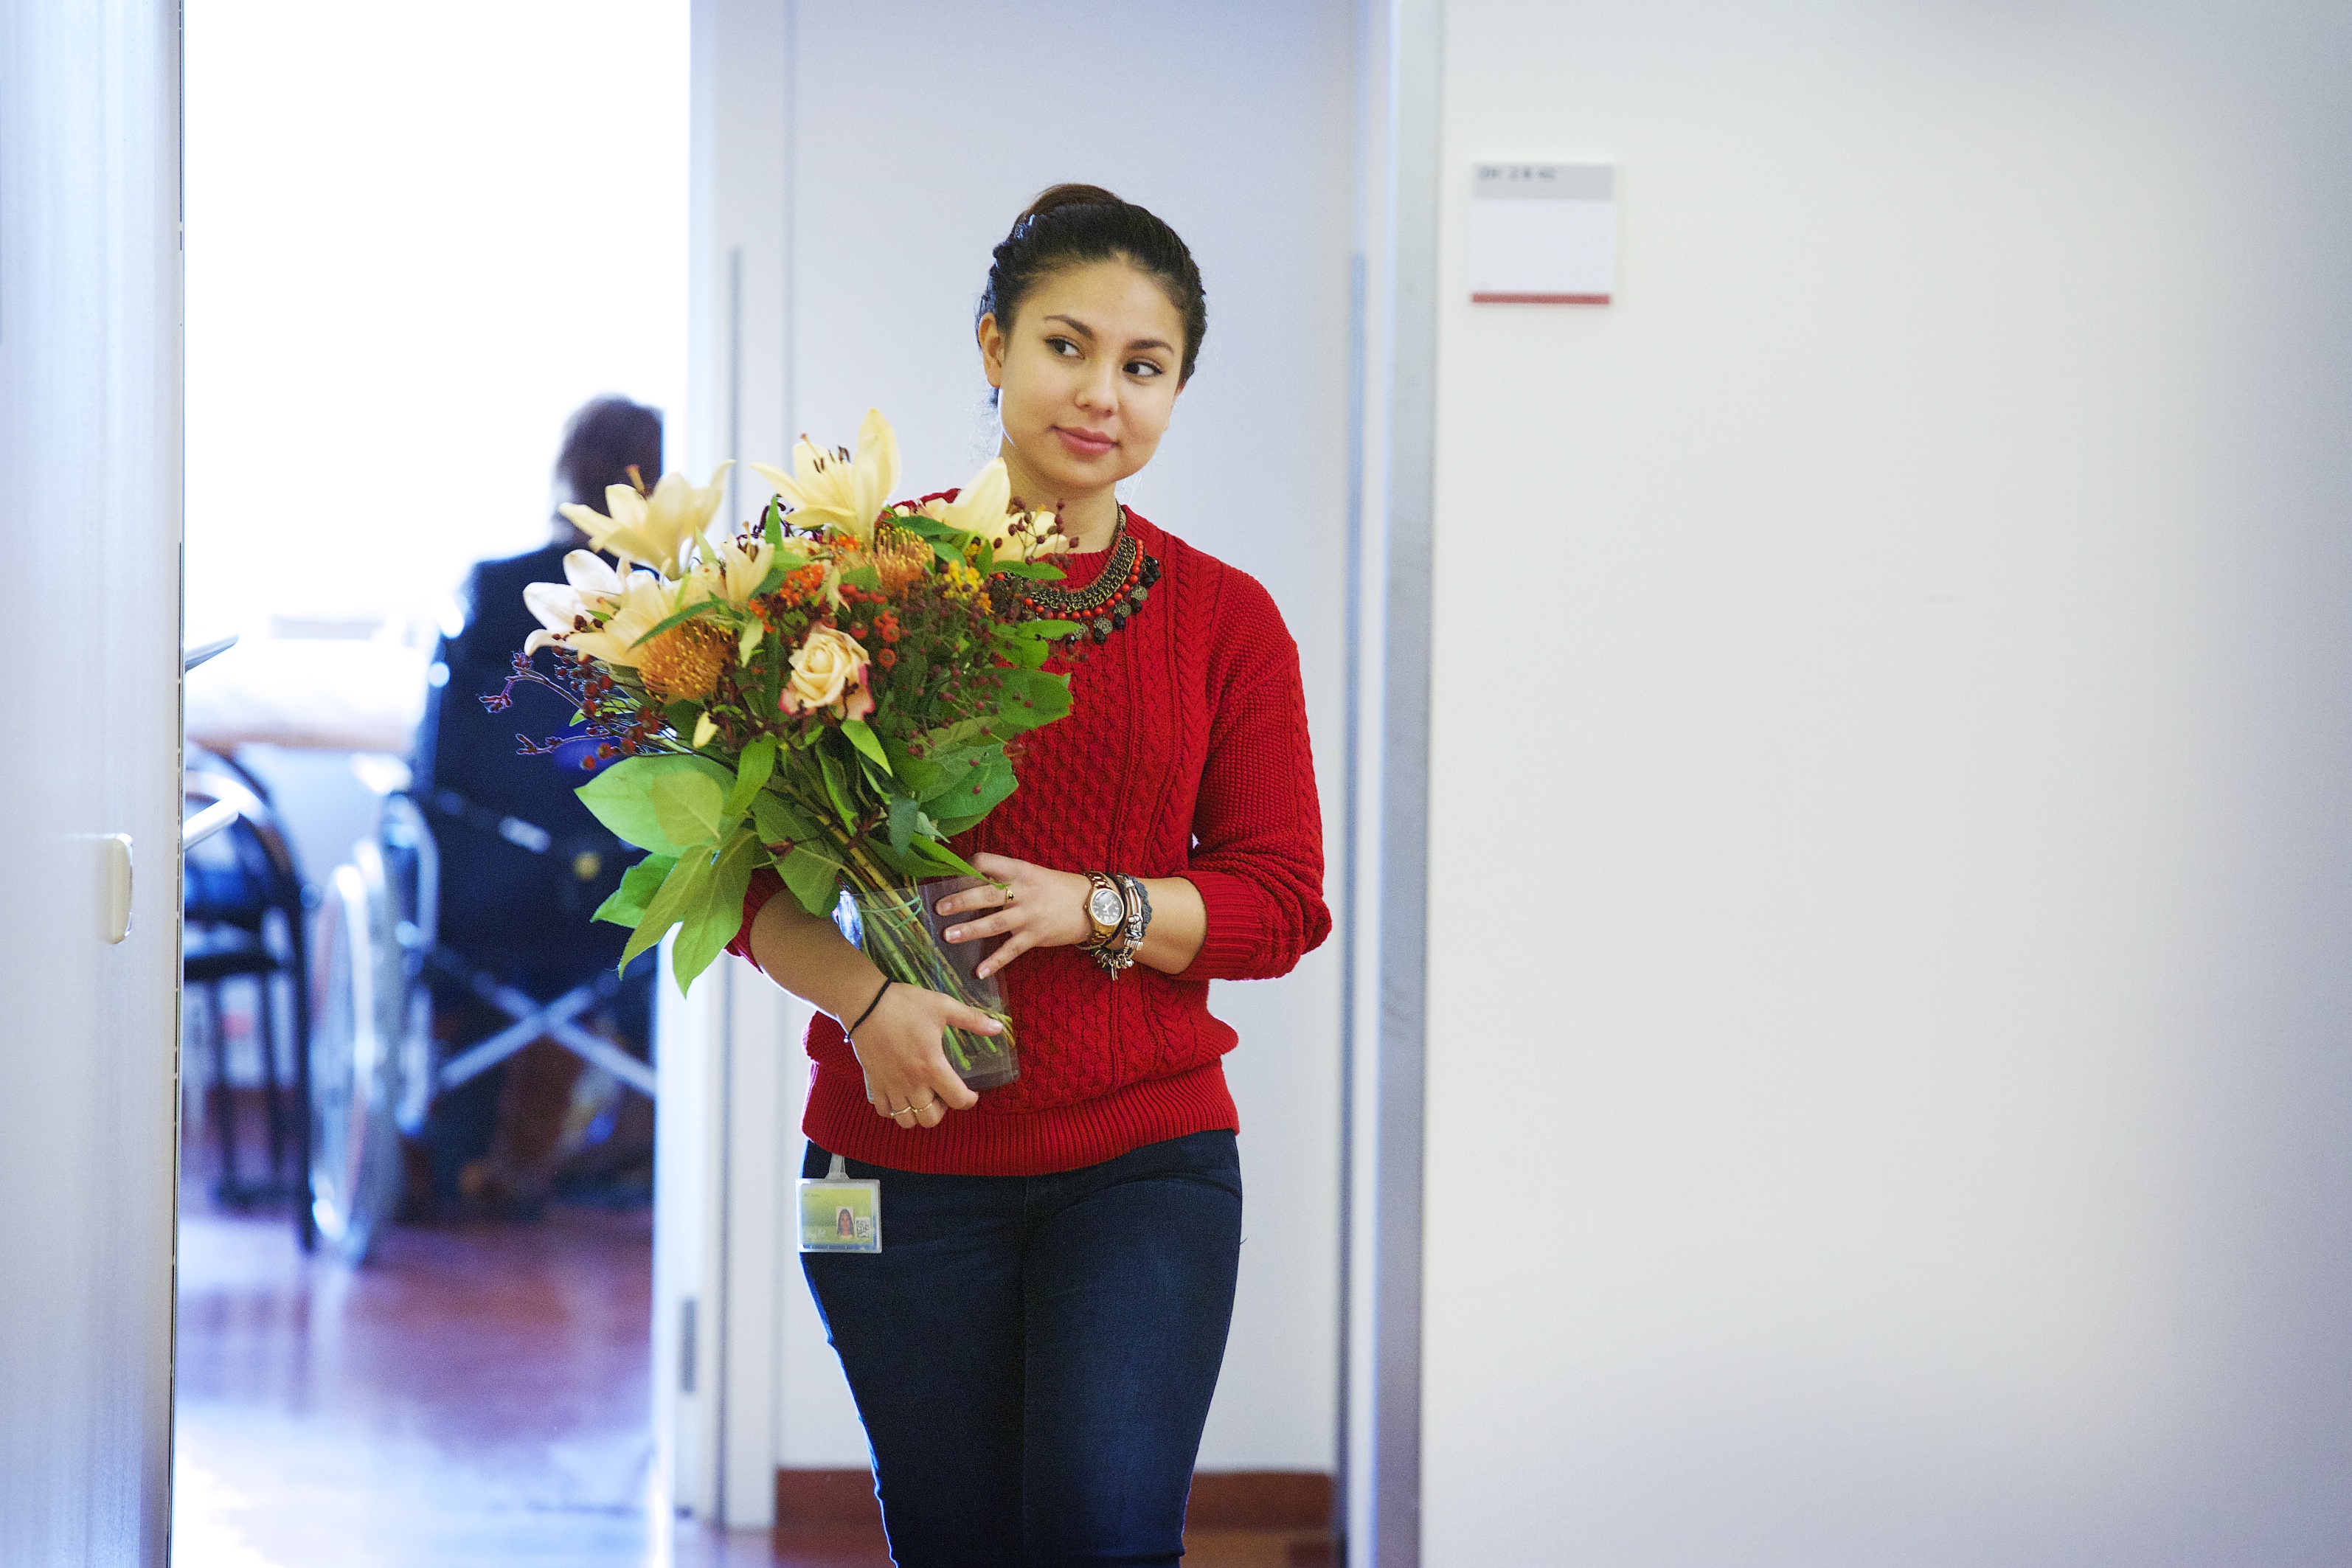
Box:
[0,3,184,1563]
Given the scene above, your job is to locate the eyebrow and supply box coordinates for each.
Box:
[1041,313,1174,355]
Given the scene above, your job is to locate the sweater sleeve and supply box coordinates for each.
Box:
[726,866,785,971]
[1183,573,1331,981]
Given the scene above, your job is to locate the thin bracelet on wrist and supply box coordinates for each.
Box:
[1114,873,1152,954]
[844,976,892,1037]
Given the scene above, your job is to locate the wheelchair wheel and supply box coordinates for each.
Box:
[308,840,408,1263]
[379,794,440,1137]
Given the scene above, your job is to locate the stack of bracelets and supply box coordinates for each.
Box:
[1078,872,1154,975]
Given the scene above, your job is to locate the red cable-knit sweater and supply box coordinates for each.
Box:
[726,507,1329,1176]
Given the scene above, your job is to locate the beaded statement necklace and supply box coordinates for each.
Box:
[1005,506,1162,648]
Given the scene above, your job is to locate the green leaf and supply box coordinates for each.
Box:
[1011,618,1080,642]
[889,511,959,544]
[725,736,778,818]
[990,667,1074,738]
[815,742,858,826]
[996,628,1052,670]
[618,847,714,973]
[858,837,931,878]
[592,853,677,926]
[779,844,841,917]
[839,563,881,592]
[751,790,818,847]
[839,718,891,774]
[754,504,806,594]
[887,794,918,856]
[917,718,994,754]
[880,734,945,799]
[670,828,764,994]
[577,754,735,854]
[905,834,982,879]
[925,749,1016,833]
[914,743,998,802]
[628,592,732,651]
[986,558,1065,581]
[651,767,729,849]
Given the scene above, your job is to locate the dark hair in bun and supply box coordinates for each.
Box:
[555,395,663,510]
[978,183,1207,384]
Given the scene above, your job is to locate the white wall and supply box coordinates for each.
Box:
[0,1,182,1560]
[781,0,1356,1475]
[680,0,1360,1502]
[1420,2,2352,1563]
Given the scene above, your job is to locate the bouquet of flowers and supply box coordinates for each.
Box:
[491,409,1077,1084]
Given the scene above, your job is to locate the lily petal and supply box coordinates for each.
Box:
[524,580,586,634]
[562,549,622,595]
[850,408,900,533]
[950,459,1011,533]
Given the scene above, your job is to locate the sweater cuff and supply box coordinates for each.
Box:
[1187,868,1266,980]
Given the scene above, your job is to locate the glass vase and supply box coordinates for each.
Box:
[832,875,1019,1092]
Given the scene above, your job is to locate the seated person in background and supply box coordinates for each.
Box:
[409,395,664,1218]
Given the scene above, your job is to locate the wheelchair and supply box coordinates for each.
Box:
[308,752,656,1260]
[302,783,432,1261]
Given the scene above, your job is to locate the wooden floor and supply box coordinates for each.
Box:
[174,1176,1330,1566]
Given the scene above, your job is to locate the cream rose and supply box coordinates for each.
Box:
[779,623,874,720]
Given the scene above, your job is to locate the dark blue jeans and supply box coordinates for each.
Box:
[799,1130,1243,1567]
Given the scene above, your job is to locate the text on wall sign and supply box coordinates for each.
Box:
[1470,162,1615,305]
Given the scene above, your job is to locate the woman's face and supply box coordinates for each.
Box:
[979,257,1187,507]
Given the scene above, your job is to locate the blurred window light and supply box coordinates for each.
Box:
[184,0,689,662]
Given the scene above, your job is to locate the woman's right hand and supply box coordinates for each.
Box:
[847,983,994,1131]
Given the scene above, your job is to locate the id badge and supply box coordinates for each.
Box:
[799,1153,881,1253]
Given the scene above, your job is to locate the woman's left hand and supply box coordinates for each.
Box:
[932,852,1092,980]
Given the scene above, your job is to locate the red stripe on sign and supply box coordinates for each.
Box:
[1471,291,1611,305]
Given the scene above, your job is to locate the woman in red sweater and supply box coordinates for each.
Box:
[729,184,1328,1564]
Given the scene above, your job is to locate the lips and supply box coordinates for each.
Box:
[1053,425,1116,458]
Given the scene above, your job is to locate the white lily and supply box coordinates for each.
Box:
[522,550,628,654]
[560,462,733,576]
[561,569,685,669]
[749,407,898,545]
[921,457,1069,561]
[690,530,771,608]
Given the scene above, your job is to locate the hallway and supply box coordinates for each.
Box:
[172,1180,1331,1567]
[174,1190,659,1566]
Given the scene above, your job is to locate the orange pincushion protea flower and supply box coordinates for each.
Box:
[837,529,932,597]
[637,620,732,701]
[875,532,932,594]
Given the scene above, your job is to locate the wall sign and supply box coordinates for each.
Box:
[1469,162,1615,305]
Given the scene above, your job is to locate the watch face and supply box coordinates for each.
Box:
[1089,887,1125,926]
